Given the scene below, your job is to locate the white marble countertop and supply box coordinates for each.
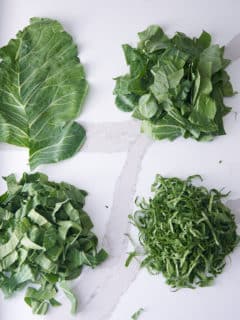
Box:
[1,0,240,319]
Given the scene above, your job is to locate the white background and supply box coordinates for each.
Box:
[1,0,240,319]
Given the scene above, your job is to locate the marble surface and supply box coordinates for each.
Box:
[1,0,240,319]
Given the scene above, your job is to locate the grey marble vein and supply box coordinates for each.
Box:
[225,33,240,61]
[81,120,141,153]
[71,134,152,320]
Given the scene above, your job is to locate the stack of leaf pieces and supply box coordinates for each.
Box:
[0,172,107,314]
[114,25,235,141]
[127,175,239,288]
[0,18,88,169]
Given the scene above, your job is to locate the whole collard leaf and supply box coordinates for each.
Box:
[114,25,236,141]
[0,18,88,169]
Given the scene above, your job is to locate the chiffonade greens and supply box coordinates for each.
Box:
[114,25,235,141]
[0,18,88,169]
[0,172,107,314]
[127,175,239,289]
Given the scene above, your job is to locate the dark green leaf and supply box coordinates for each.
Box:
[189,94,217,132]
[138,93,159,118]
[196,30,212,50]
[199,45,223,75]
[115,94,138,112]
[141,117,184,141]
[138,25,170,52]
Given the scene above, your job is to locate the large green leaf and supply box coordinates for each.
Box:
[0,18,88,169]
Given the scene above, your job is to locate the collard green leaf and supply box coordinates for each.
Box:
[196,30,212,50]
[127,175,239,289]
[138,93,159,118]
[141,117,185,141]
[138,25,170,52]
[0,233,19,259]
[25,283,57,315]
[60,281,78,314]
[197,61,212,95]
[0,18,88,169]
[113,25,236,141]
[115,94,138,112]
[199,45,223,75]
[189,94,217,132]
[122,44,148,78]
[0,173,107,314]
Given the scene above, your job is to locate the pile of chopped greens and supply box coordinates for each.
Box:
[0,18,88,169]
[127,175,239,288]
[114,25,235,141]
[0,173,107,314]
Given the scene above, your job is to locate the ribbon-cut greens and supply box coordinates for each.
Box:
[127,175,239,288]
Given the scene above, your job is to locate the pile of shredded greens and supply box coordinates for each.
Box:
[0,173,107,314]
[114,25,235,141]
[127,175,239,288]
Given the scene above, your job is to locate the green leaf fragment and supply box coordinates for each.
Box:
[0,233,19,259]
[131,308,144,320]
[139,93,159,118]
[138,24,170,52]
[115,94,138,112]
[60,281,78,314]
[141,115,185,141]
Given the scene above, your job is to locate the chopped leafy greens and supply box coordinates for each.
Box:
[114,25,236,141]
[0,172,108,314]
[0,18,88,169]
[127,175,239,288]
